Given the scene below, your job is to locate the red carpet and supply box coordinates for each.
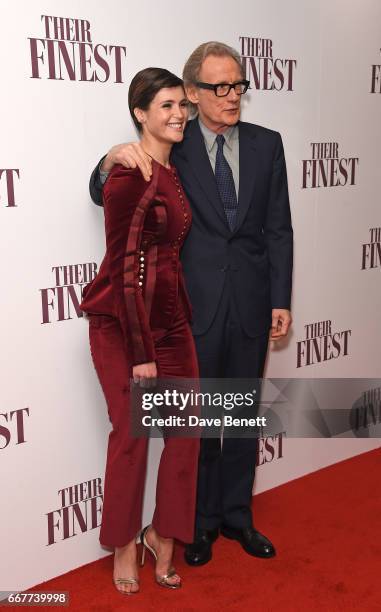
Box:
[24,449,381,611]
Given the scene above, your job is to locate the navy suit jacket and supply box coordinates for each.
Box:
[89,118,293,337]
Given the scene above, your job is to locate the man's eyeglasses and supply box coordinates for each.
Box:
[195,80,250,97]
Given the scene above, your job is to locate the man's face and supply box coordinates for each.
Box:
[187,54,243,133]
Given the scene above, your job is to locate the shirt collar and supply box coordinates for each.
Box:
[198,118,238,152]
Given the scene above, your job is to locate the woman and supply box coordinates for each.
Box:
[80,68,199,594]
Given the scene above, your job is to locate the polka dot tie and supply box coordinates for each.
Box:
[215,134,238,231]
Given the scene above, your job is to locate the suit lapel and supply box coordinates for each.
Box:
[175,120,229,227]
[234,123,258,234]
[174,119,258,233]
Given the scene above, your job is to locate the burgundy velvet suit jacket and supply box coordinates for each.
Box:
[81,160,192,365]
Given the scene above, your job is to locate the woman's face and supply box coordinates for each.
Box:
[136,86,189,143]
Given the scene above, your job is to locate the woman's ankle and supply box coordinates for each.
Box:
[149,526,173,546]
[114,538,137,558]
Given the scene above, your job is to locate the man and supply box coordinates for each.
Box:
[89,41,293,566]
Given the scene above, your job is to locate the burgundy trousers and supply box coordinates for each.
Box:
[88,298,199,547]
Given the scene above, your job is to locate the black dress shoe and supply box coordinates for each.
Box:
[220,525,276,558]
[184,528,219,566]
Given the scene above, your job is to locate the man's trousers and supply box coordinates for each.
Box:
[193,278,269,530]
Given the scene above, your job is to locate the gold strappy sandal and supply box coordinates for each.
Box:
[140,525,181,589]
[113,576,139,595]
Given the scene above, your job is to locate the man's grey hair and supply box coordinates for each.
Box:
[182,41,243,115]
[183,41,243,86]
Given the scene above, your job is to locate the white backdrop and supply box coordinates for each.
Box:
[1,0,380,591]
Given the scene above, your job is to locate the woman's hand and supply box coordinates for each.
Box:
[101,142,152,181]
[132,361,157,387]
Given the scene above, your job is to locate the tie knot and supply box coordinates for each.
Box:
[216,134,225,149]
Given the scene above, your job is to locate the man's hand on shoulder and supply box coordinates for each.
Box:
[101,142,152,182]
[270,309,292,341]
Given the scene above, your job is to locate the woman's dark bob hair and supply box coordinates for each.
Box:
[128,67,185,132]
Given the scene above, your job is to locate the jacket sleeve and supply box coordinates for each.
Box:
[264,132,293,310]
[103,164,157,366]
[89,156,106,206]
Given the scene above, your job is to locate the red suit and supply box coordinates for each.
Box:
[81,160,199,547]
